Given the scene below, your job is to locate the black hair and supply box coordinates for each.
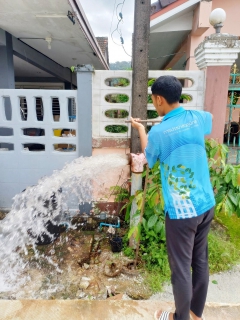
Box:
[151,75,182,104]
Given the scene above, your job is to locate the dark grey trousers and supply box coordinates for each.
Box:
[165,207,214,320]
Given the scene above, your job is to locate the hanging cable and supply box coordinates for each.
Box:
[122,45,132,57]
[111,0,132,58]
[149,52,186,60]
[109,0,117,38]
[111,19,124,46]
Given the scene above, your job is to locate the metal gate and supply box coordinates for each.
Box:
[226,64,240,164]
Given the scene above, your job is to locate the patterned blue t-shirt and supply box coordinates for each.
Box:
[145,107,215,219]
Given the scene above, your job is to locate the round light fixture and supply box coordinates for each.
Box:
[209,8,226,33]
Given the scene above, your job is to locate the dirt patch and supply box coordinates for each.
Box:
[0,229,148,300]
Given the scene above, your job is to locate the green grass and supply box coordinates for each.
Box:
[215,213,240,250]
[208,229,239,273]
[142,267,169,293]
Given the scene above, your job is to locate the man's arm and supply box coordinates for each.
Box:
[130,117,147,153]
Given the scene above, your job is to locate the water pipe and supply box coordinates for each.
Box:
[99,217,120,230]
[127,152,148,248]
[127,153,147,173]
[134,165,150,269]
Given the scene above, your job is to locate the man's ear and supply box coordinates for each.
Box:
[157,95,163,106]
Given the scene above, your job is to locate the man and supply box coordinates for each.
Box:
[131,75,215,320]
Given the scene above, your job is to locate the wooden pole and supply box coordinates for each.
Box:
[131,0,151,153]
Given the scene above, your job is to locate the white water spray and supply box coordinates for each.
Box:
[0,154,128,295]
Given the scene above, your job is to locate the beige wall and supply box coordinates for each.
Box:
[92,148,130,201]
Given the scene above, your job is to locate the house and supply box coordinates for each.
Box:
[150,0,240,71]
[0,0,109,91]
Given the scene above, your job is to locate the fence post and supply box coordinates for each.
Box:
[195,33,240,142]
[75,65,94,157]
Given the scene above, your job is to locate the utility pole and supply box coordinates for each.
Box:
[131,0,151,153]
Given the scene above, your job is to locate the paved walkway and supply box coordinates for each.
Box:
[0,300,240,320]
[150,265,240,306]
[1,266,240,319]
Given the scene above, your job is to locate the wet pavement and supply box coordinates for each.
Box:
[0,300,240,320]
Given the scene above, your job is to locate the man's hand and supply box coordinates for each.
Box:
[130,117,147,152]
[130,117,144,130]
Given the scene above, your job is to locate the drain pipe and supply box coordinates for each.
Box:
[128,153,147,248]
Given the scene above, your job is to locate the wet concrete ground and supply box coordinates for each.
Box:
[0,300,240,320]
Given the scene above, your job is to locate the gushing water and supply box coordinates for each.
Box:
[0,154,128,296]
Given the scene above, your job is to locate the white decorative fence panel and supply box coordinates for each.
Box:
[0,89,78,208]
[92,70,132,139]
[92,70,205,139]
[148,70,205,110]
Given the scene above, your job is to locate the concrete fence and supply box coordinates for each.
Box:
[0,89,77,208]
[92,70,205,140]
[0,70,205,208]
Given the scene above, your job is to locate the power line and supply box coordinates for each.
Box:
[109,0,117,38]
[116,0,125,20]
[149,51,186,60]
[111,0,132,58]
[122,44,132,57]
[111,19,123,46]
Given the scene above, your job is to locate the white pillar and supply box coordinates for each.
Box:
[194,33,240,142]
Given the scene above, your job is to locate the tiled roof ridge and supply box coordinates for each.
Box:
[96,37,109,64]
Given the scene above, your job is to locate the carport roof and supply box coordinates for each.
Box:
[0,0,109,72]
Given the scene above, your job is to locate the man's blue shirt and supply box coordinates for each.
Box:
[145,107,215,219]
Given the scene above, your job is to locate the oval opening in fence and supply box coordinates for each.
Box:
[105,78,130,87]
[54,144,76,152]
[3,97,12,121]
[105,94,129,103]
[0,143,14,151]
[148,79,156,87]
[68,98,76,122]
[105,109,129,119]
[180,94,193,103]
[148,78,194,88]
[0,127,13,136]
[23,143,45,151]
[22,128,45,136]
[105,125,128,133]
[53,128,76,137]
[147,110,159,119]
[52,98,60,121]
[36,97,44,121]
[20,97,28,121]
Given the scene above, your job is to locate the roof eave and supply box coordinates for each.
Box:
[68,0,109,70]
[150,0,201,30]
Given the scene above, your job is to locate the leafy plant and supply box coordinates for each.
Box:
[120,139,240,273]
[122,162,168,271]
[109,185,129,202]
[105,125,128,133]
[205,139,240,217]
[147,110,159,119]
